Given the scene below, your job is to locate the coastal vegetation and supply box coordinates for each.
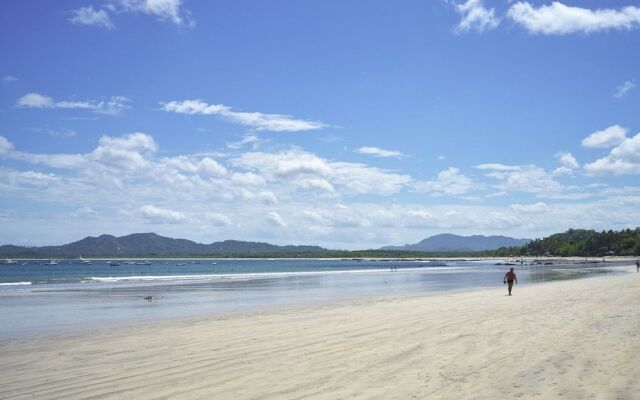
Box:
[486,228,640,257]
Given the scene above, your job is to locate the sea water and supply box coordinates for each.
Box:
[0,258,629,339]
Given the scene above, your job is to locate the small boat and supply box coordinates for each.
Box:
[135,260,152,265]
[108,261,120,266]
[3,258,18,265]
[175,262,187,266]
[45,258,58,266]
[78,256,92,265]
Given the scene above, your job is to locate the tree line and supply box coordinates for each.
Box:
[484,228,640,257]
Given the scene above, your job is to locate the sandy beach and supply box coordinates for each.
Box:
[1,270,639,400]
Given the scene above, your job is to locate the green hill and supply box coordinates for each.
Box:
[487,228,640,257]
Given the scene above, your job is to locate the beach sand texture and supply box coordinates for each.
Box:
[1,272,639,400]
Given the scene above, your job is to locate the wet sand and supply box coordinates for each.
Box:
[1,269,639,399]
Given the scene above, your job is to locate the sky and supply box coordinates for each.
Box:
[1,0,639,249]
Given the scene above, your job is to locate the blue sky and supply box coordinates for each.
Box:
[1,0,639,248]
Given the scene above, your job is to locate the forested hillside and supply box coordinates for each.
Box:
[488,228,640,257]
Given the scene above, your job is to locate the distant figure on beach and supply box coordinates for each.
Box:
[503,268,517,296]
[636,259,639,272]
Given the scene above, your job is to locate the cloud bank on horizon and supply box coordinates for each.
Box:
[0,1,638,248]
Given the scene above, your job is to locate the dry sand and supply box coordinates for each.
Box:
[1,271,639,400]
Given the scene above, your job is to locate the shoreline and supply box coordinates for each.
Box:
[2,270,639,399]
[4,256,638,261]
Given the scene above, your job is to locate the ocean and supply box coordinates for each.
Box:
[0,258,629,339]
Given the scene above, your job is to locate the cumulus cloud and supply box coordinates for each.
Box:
[160,155,227,178]
[17,93,130,115]
[163,99,327,132]
[7,129,640,248]
[0,132,157,172]
[613,79,636,98]
[478,163,582,199]
[91,132,158,170]
[140,204,186,223]
[555,151,579,169]
[204,212,232,226]
[266,211,287,227]
[510,202,549,214]
[507,2,640,35]
[475,163,521,171]
[454,0,500,33]
[581,125,627,149]
[198,157,228,177]
[230,150,412,196]
[17,93,55,108]
[70,6,115,29]
[414,167,475,196]
[355,146,404,159]
[72,206,97,217]
[552,166,574,177]
[584,132,640,176]
[0,136,14,154]
[113,0,194,26]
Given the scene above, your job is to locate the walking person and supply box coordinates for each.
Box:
[503,267,517,296]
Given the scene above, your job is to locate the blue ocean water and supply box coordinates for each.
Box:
[0,258,629,339]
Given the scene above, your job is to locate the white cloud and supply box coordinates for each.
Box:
[454,0,500,33]
[414,167,475,196]
[552,166,574,177]
[114,0,194,26]
[613,79,636,98]
[581,125,627,148]
[331,162,411,195]
[266,211,287,227]
[70,6,115,29]
[204,212,232,226]
[231,149,411,196]
[17,93,54,108]
[510,202,548,214]
[163,99,326,132]
[508,2,640,35]
[198,157,228,178]
[479,163,583,199]
[17,93,130,115]
[1,132,156,172]
[0,136,14,154]
[6,130,640,248]
[475,163,521,171]
[73,206,97,217]
[227,134,263,150]
[140,204,186,223]
[91,132,158,171]
[355,146,404,159]
[555,151,579,169]
[2,75,18,83]
[584,132,640,176]
[12,153,87,170]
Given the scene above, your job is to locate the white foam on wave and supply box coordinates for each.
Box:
[0,281,32,286]
[89,265,469,284]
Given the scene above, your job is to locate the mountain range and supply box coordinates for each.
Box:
[0,233,327,258]
[381,234,530,252]
[0,232,531,258]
